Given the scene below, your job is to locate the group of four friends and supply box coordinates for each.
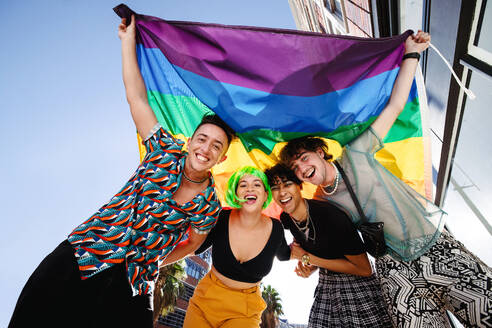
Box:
[9,14,492,328]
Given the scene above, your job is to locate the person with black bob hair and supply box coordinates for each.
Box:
[265,163,392,328]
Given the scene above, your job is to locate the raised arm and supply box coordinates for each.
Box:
[118,15,158,138]
[371,31,430,139]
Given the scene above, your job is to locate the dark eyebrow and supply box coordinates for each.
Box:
[240,177,262,184]
[214,139,224,147]
[196,133,224,147]
[272,177,288,185]
[294,151,307,160]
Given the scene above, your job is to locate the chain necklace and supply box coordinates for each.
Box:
[322,161,340,196]
[182,170,209,184]
[290,200,316,241]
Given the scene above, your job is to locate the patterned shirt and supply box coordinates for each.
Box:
[68,124,221,295]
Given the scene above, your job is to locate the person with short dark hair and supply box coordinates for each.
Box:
[280,32,492,328]
[265,164,392,328]
[194,113,236,147]
[183,166,291,328]
[9,15,235,328]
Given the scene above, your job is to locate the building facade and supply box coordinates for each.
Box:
[288,0,376,36]
[288,1,492,327]
[156,249,212,328]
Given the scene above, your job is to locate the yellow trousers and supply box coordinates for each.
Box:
[183,271,266,328]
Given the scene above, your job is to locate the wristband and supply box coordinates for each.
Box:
[402,52,420,61]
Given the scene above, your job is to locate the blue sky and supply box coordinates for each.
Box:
[0,1,321,326]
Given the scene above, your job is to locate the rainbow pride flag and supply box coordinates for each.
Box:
[114,5,432,212]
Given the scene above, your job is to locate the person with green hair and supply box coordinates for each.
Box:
[183,166,291,328]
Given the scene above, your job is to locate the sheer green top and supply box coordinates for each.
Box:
[314,127,446,261]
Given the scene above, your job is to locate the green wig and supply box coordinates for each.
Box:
[225,166,272,209]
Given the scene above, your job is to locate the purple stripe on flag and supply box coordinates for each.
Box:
[136,19,410,96]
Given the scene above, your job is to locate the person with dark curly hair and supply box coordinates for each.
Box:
[279,31,492,328]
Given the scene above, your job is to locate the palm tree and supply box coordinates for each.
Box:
[260,284,284,328]
[153,260,187,323]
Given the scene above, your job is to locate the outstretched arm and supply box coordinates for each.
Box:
[118,15,158,138]
[371,31,430,140]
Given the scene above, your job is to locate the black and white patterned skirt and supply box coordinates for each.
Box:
[376,230,492,328]
[308,269,393,328]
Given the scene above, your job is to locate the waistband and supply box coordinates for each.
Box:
[207,271,260,294]
[318,268,377,283]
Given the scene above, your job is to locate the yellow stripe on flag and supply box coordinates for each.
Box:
[138,133,429,217]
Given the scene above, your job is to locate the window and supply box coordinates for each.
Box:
[442,71,492,266]
[185,258,207,280]
[326,0,344,20]
[158,308,186,328]
[181,283,195,301]
[469,0,492,62]
[197,248,212,264]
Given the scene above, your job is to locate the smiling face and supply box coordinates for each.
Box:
[271,177,303,215]
[187,123,229,173]
[289,148,331,186]
[236,174,268,210]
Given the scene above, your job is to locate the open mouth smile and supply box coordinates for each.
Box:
[303,168,315,179]
[279,196,292,204]
[244,195,257,204]
[196,153,209,163]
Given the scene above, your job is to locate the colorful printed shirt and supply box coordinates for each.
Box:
[68,124,220,296]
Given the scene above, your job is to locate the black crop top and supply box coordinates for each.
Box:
[280,199,365,260]
[195,209,291,283]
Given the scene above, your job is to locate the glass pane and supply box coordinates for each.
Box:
[476,1,492,53]
[442,71,492,267]
[334,0,343,19]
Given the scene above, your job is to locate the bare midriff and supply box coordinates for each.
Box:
[211,266,260,290]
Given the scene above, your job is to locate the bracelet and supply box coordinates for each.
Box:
[402,52,420,61]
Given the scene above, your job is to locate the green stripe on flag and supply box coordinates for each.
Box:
[148,90,421,155]
[384,97,422,143]
[148,90,211,137]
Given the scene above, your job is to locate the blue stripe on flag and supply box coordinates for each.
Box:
[138,45,417,134]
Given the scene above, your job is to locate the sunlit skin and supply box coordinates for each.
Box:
[289,148,337,187]
[235,174,269,213]
[185,123,229,180]
[271,178,305,218]
[171,123,229,207]
[294,260,318,277]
